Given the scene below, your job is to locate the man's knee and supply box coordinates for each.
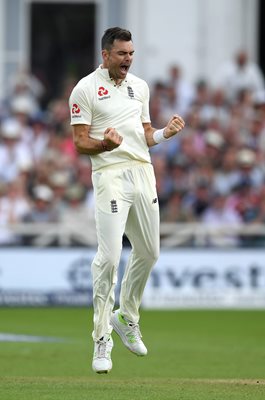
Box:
[138,246,160,266]
[149,249,160,265]
[92,248,122,272]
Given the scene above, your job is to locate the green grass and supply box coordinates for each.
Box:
[0,308,265,399]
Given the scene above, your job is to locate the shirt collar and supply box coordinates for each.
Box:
[97,65,129,85]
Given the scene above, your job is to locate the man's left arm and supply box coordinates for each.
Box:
[143,115,185,147]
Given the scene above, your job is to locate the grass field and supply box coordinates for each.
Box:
[0,308,265,399]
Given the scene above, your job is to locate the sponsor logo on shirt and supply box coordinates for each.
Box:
[98,86,111,100]
[71,103,81,118]
[72,103,80,114]
[98,86,108,96]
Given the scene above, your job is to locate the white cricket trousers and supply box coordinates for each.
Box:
[91,161,160,341]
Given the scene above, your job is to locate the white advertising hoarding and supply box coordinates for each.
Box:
[142,250,265,309]
[0,248,265,308]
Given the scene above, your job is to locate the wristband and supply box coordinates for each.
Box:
[153,128,168,144]
[101,140,111,152]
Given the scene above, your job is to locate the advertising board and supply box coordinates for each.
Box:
[0,248,265,308]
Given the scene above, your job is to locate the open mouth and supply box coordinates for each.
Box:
[120,65,129,74]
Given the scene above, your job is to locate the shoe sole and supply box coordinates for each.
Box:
[110,314,146,357]
[95,369,111,374]
[92,364,112,374]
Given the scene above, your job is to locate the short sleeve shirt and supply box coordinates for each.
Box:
[69,66,151,170]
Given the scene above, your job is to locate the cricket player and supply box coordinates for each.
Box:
[69,27,185,374]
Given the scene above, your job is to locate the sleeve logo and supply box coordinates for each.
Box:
[72,103,81,114]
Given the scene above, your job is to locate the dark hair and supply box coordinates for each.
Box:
[101,27,132,50]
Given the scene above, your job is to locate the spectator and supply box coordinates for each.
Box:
[201,192,242,247]
[242,111,265,152]
[0,118,32,183]
[25,112,50,163]
[202,129,225,170]
[7,67,45,112]
[149,81,168,126]
[214,50,265,103]
[234,148,264,188]
[61,183,95,238]
[232,179,260,223]
[161,189,192,223]
[186,180,212,219]
[23,184,59,223]
[167,64,195,116]
[200,88,229,128]
[213,147,239,195]
[169,155,191,193]
[0,180,31,245]
[193,79,211,108]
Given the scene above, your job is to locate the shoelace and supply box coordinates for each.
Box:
[128,323,142,342]
[96,340,111,359]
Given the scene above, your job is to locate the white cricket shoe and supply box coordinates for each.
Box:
[92,336,113,374]
[110,309,147,356]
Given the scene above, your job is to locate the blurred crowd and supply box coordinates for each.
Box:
[1,50,265,247]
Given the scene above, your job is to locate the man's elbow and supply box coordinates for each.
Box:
[73,137,85,154]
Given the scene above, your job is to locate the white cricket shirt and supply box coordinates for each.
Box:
[69,66,152,171]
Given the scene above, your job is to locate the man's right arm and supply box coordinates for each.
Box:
[72,124,104,155]
[72,124,123,155]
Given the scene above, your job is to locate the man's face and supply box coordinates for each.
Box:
[236,51,247,68]
[102,39,134,82]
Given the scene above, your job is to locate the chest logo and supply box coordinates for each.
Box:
[98,86,109,96]
[127,86,134,98]
[110,199,118,213]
